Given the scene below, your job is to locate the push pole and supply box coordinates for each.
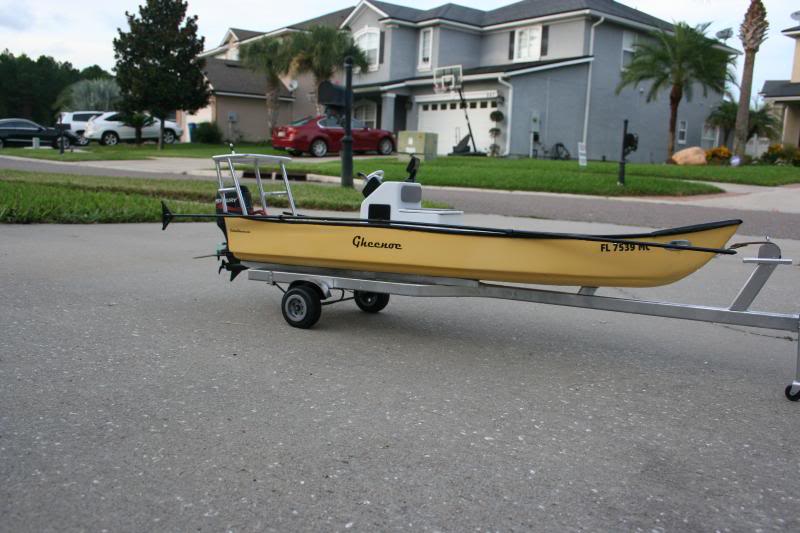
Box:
[341,56,354,188]
[618,119,628,186]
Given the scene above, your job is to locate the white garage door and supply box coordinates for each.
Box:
[417,98,498,155]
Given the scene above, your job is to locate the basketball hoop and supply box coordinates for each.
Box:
[433,65,463,94]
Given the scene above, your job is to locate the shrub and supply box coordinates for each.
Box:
[489,127,501,138]
[705,145,731,164]
[489,110,504,123]
[193,122,223,144]
[761,144,800,166]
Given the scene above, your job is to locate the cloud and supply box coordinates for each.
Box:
[0,2,34,30]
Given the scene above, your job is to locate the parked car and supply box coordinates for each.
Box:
[0,118,79,149]
[57,111,104,146]
[272,115,395,157]
[84,112,183,146]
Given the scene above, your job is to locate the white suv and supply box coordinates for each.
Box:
[84,112,183,145]
[57,111,104,145]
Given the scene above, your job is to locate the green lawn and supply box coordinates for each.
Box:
[0,169,447,223]
[0,142,282,162]
[287,157,724,197]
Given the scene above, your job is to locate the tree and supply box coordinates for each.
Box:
[240,37,293,136]
[733,0,769,157]
[617,22,734,158]
[121,111,155,145]
[0,50,82,124]
[113,0,210,149]
[287,25,368,112]
[707,99,780,147]
[79,65,113,80]
[56,78,121,111]
[747,104,780,141]
[706,100,738,146]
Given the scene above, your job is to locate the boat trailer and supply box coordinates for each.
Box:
[244,241,799,401]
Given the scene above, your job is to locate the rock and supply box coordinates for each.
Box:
[672,146,707,166]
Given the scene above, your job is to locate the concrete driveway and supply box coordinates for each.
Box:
[1,218,798,531]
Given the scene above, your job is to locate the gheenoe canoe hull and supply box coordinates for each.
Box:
[225,217,741,287]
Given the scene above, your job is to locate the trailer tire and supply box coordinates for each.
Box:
[282,285,322,329]
[785,384,800,402]
[354,291,390,313]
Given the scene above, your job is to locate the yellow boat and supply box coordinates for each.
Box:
[161,153,741,289]
[224,216,740,288]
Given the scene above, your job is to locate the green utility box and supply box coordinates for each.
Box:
[397,131,438,161]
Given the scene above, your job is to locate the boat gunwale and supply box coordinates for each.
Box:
[227,213,742,240]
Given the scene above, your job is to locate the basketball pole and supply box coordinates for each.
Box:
[457,88,478,154]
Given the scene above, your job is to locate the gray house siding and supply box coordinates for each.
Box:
[480,18,588,68]
[586,23,723,163]
[349,7,391,85]
[544,19,588,59]
[436,27,482,69]
[508,64,590,156]
[388,25,417,80]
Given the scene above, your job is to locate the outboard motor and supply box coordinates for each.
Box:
[215,185,254,234]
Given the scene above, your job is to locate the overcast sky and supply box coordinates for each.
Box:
[1,0,796,102]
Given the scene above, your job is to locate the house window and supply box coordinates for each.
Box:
[622,31,637,69]
[701,125,718,148]
[419,28,433,70]
[678,120,688,144]
[354,101,377,128]
[422,104,429,111]
[514,25,542,62]
[355,27,380,72]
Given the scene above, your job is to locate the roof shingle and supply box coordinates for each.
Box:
[761,80,800,99]
[202,58,292,98]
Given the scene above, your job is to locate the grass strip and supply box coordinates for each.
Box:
[0,142,282,162]
[288,157,723,196]
[0,169,449,223]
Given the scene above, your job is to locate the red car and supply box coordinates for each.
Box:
[272,115,395,158]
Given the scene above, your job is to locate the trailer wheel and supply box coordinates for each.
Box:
[785,384,800,402]
[354,291,390,313]
[281,285,322,328]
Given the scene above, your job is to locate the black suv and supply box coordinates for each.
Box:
[0,118,79,149]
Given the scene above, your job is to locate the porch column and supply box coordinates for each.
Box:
[381,93,396,131]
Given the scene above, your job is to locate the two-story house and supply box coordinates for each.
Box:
[184,0,734,163]
[761,22,800,149]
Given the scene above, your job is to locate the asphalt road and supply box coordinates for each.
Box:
[3,155,800,239]
[1,221,799,531]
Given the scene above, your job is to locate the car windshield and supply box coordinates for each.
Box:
[289,117,311,126]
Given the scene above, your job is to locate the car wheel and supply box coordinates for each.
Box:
[52,137,71,150]
[310,139,328,158]
[163,130,176,144]
[76,133,90,146]
[101,131,119,146]
[378,137,394,155]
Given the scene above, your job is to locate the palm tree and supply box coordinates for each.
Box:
[747,104,780,141]
[707,100,780,147]
[733,0,769,157]
[706,100,737,146]
[239,37,293,137]
[288,25,368,112]
[617,22,735,158]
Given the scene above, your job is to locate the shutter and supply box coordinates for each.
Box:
[379,31,385,64]
[541,25,549,56]
[508,31,515,60]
